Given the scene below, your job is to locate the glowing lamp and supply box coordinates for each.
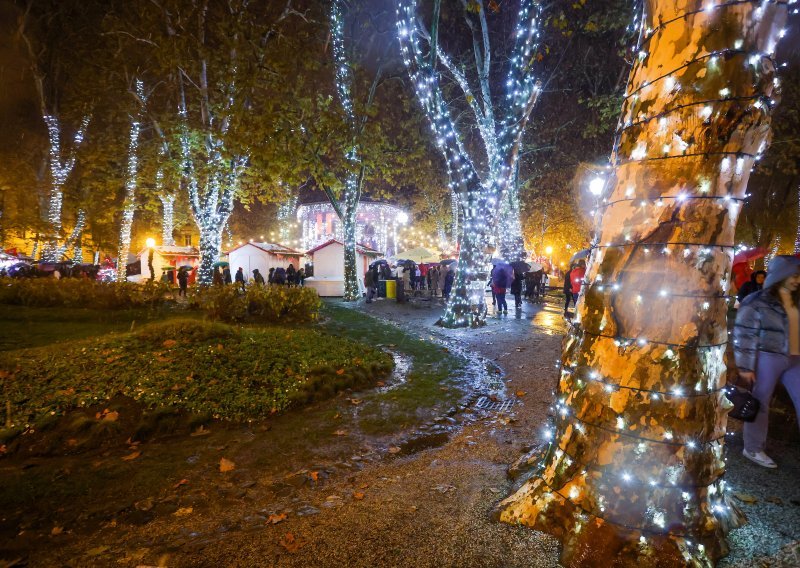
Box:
[145,237,156,248]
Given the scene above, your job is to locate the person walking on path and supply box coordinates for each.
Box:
[429,266,440,297]
[297,267,306,287]
[286,264,296,287]
[365,266,377,303]
[563,260,585,316]
[177,267,189,297]
[223,266,232,285]
[492,265,509,315]
[734,255,800,469]
[213,266,224,287]
[489,266,497,309]
[443,267,454,301]
[511,271,523,311]
[253,268,265,285]
[235,267,246,291]
[738,270,766,303]
[268,267,275,284]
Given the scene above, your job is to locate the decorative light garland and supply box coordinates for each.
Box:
[498,0,791,563]
[116,80,145,282]
[41,114,90,261]
[398,0,542,326]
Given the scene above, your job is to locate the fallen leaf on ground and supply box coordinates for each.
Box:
[86,545,109,556]
[388,446,401,454]
[279,532,306,553]
[349,398,362,405]
[173,507,193,516]
[173,479,189,489]
[267,513,287,524]
[515,390,527,397]
[333,430,348,436]
[376,381,385,387]
[121,451,141,461]
[162,339,177,348]
[336,368,345,375]
[0,444,6,454]
[190,425,211,436]
[308,471,320,482]
[733,492,758,504]
[353,492,365,500]
[359,483,369,489]
[51,526,63,536]
[219,458,236,472]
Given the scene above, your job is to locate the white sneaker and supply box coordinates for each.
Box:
[743,449,777,469]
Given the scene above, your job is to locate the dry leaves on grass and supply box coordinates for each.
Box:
[219,458,236,472]
[515,390,527,397]
[173,507,193,517]
[308,471,320,482]
[279,532,306,553]
[388,446,401,454]
[333,430,348,436]
[267,513,287,524]
[353,492,365,500]
[121,451,141,461]
[173,479,189,489]
[51,526,63,536]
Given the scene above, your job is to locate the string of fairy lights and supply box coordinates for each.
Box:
[521,0,793,558]
[116,80,145,281]
[397,0,541,327]
[331,0,365,301]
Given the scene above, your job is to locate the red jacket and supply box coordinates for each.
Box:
[569,266,586,295]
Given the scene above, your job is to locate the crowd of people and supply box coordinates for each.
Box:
[204,263,306,295]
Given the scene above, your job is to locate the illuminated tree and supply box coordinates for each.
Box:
[498,1,789,565]
[398,0,542,327]
[115,80,146,281]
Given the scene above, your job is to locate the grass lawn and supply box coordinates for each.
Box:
[0,318,393,430]
[0,304,198,352]
[317,302,464,434]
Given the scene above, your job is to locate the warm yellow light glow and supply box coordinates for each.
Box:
[145,237,156,248]
[545,246,553,255]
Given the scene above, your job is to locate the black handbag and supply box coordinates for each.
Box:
[725,376,760,422]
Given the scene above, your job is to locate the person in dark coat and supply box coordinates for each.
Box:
[223,266,232,285]
[253,269,265,285]
[297,268,306,287]
[511,271,524,310]
[365,266,376,303]
[443,268,455,300]
[286,264,296,287]
[177,267,189,297]
[235,267,245,291]
[268,267,275,284]
[734,256,800,469]
[273,266,286,285]
[737,270,766,303]
[213,266,224,286]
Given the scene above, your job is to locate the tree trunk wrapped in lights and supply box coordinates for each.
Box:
[159,193,176,247]
[398,0,541,326]
[498,1,788,566]
[116,80,146,282]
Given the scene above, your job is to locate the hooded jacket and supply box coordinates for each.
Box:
[734,289,791,371]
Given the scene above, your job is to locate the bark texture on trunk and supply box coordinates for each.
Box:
[497,1,787,566]
[342,196,360,301]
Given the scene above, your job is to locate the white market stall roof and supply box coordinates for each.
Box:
[137,245,199,258]
[305,239,381,257]
[226,242,303,256]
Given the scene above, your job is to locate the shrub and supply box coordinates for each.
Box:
[0,278,173,310]
[190,285,321,323]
